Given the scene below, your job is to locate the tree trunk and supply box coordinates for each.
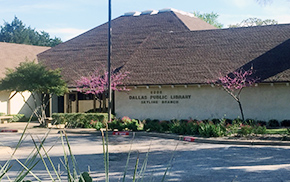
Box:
[102,92,106,113]
[237,100,245,121]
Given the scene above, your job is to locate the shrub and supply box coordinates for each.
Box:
[90,120,104,130]
[52,113,108,128]
[121,116,131,123]
[220,118,233,125]
[143,119,162,132]
[179,119,189,124]
[245,119,257,126]
[238,125,253,136]
[225,123,240,135]
[108,119,125,131]
[202,119,210,124]
[211,118,221,124]
[159,120,170,132]
[170,121,188,135]
[233,118,243,124]
[257,120,267,127]
[8,114,25,122]
[254,125,267,134]
[281,120,290,127]
[186,122,200,135]
[125,119,139,131]
[267,119,280,128]
[108,117,139,131]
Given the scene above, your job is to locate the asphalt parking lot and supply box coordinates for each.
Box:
[1,128,290,182]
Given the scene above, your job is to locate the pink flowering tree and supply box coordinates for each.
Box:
[76,67,129,112]
[215,68,258,121]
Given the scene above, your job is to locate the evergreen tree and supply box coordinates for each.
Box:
[0,16,62,47]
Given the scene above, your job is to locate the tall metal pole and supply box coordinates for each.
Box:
[108,0,112,123]
[106,0,112,181]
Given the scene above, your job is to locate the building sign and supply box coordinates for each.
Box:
[128,90,191,104]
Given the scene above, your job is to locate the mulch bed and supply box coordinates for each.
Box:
[228,134,290,141]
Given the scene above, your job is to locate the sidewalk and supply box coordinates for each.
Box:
[1,122,290,147]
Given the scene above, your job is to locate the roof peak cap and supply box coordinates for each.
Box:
[159,8,196,18]
[141,9,159,15]
[123,8,196,18]
[123,11,141,16]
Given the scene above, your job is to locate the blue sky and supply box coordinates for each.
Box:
[0,0,290,41]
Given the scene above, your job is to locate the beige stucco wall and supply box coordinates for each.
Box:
[0,91,10,114]
[115,84,290,121]
[71,100,95,113]
[0,91,38,118]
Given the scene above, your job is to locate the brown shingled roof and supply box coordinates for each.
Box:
[123,24,290,85]
[0,42,50,78]
[38,10,216,87]
[37,9,290,87]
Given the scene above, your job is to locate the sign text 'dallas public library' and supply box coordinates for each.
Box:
[128,90,191,104]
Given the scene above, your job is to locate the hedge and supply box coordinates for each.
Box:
[8,114,25,122]
[52,113,108,128]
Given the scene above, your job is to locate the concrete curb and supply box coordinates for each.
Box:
[2,122,290,146]
[0,146,12,154]
[63,130,290,146]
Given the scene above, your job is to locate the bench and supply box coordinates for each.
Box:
[0,116,13,124]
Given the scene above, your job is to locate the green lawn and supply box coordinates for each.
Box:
[266,128,289,135]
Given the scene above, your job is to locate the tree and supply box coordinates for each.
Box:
[229,18,278,28]
[0,61,68,125]
[193,11,223,28]
[0,16,62,47]
[76,67,129,112]
[214,68,259,121]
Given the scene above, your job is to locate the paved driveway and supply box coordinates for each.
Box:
[1,131,290,182]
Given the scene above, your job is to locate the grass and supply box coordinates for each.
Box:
[266,128,289,135]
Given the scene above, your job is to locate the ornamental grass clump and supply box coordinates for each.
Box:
[198,122,227,137]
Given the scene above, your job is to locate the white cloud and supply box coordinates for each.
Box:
[231,0,254,8]
[40,28,88,41]
[219,0,290,27]
[0,2,67,14]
